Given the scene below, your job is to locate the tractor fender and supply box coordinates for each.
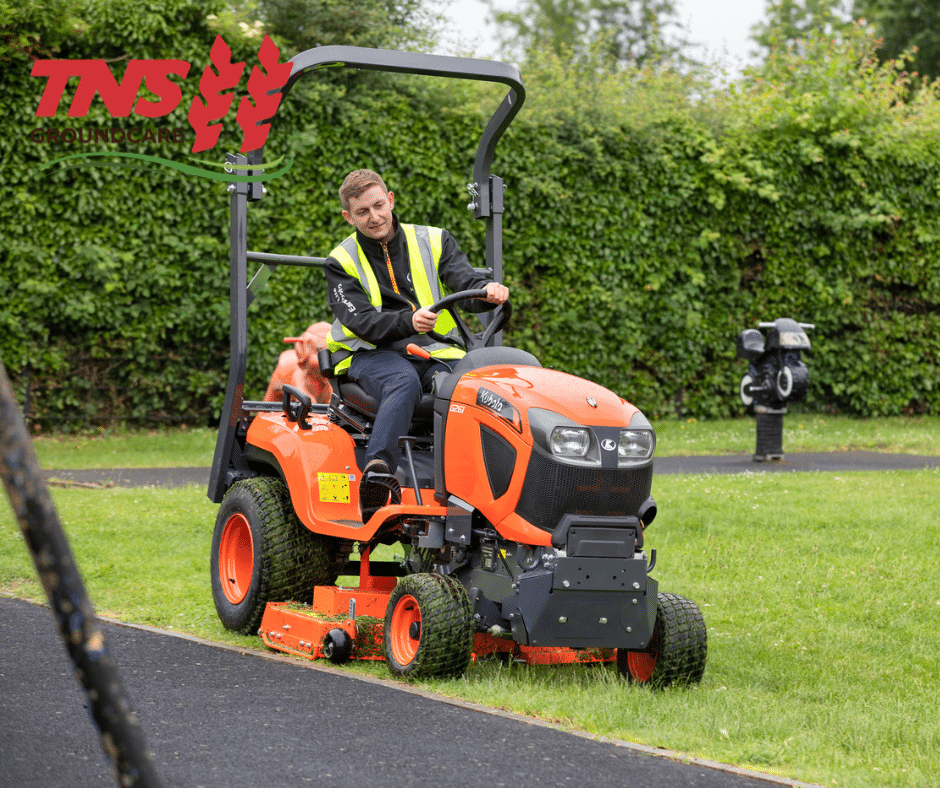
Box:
[245,412,387,541]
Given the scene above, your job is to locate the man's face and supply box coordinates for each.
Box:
[342,184,395,241]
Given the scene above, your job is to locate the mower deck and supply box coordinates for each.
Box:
[259,592,615,667]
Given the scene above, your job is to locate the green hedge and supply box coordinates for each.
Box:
[2,14,939,427]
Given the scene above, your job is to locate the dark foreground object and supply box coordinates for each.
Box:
[1,361,162,787]
[1,596,799,788]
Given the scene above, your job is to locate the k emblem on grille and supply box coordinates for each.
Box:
[601,439,616,451]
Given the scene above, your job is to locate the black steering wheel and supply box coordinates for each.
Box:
[427,288,512,352]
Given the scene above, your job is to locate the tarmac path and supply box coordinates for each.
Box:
[9,453,935,787]
[0,596,812,788]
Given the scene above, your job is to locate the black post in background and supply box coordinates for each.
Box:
[754,408,786,461]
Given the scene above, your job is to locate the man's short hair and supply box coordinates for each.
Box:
[339,169,388,210]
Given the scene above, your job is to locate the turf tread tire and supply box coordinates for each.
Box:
[618,592,707,688]
[383,573,474,680]
[211,477,342,635]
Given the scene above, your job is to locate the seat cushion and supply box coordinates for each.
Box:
[337,380,436,423]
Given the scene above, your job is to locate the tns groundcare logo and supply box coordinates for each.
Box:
[29,34,294,182]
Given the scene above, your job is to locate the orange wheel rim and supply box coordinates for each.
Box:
[627,650,657,682]
[389,594,422,665]
[218,513,253,605]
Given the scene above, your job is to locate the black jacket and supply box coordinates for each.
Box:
[325,215,492,350]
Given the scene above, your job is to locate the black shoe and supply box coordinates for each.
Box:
[358,459,402,523]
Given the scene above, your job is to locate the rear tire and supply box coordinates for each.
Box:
[211,477,343,635]
[383,573,474,680]
[617,593,707,688]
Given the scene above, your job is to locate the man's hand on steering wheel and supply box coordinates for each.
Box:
[483,282,509,304]
[412,283,509,334]
[412,307,439,333]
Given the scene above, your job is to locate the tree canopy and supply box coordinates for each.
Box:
[751,0,855,58]
[248,0,440,52]
[752,0,940,80]
[484,0,689,68]
[856,0,940,79]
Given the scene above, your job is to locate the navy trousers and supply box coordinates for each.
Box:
[348,350,450,472]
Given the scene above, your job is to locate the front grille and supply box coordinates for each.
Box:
[516,450,653,533]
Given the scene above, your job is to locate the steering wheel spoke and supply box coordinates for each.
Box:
[427,289,512,352]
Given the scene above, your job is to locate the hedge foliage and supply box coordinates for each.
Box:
[2,9,939,427]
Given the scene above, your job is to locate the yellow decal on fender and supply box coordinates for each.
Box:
[318,472,351,503]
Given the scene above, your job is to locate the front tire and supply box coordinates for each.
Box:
[617,593,707,688]
[383,573,474,680]
[211,477,343,635]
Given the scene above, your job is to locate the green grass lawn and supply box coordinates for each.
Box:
[654,413,940,457]
[3,420,939,787]
[31,425,217,469]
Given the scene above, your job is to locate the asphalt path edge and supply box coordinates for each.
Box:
[82,606,824,788]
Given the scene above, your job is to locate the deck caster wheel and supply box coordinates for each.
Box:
[322,628,352,664]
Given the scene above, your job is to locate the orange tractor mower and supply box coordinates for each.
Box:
[208,47,707,686]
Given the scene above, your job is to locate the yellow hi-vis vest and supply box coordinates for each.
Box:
[327,224,466,374]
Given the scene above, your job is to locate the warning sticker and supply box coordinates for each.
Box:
[318,472,351,503]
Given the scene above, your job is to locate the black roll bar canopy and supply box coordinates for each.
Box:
[209,47,526,503]
[278,48,523,215]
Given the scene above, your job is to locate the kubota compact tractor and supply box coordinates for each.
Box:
[208,47,707,686]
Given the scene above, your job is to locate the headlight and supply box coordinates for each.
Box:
[550,426,591,458]
[619,429,654,460]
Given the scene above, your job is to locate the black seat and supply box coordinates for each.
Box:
[336,378,436,424]
[319,345,540,427]
[318,347,437,428]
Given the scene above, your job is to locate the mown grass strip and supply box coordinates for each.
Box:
[2,467,937,787]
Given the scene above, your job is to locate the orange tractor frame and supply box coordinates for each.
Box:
[208,46,707,685]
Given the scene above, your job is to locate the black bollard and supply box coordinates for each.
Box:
[736,318,813,462]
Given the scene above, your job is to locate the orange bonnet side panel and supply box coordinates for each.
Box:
[442,365,644,548]
[443,368,551,547]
